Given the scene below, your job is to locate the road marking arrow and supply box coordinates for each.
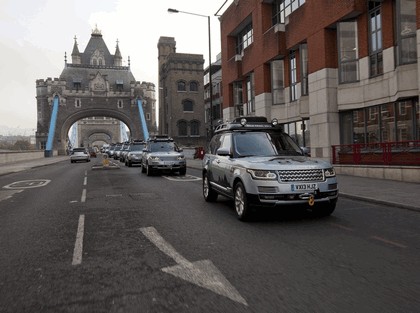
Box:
[140,227,248,306]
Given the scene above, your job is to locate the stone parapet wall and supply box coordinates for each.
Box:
[334,165,420,183]
[0,151,56,165]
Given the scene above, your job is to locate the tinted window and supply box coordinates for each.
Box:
[150,142,176,152]
[233,132,277,157]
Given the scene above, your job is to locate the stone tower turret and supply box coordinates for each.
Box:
[114,40,122,66]
[71,36,81,65]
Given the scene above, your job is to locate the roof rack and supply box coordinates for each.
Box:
[147,135,173,142]
[214,116,282,133]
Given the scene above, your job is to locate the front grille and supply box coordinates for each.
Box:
[158,156,177,161]
[277,169,324,182]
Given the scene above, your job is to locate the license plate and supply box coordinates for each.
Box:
[291,183,318,191]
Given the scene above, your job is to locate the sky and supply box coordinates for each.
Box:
[0,0,231,136]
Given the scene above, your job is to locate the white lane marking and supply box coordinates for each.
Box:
[85,170,87,176]
[0,189,23,201]
[81,189,86,203]
[3,179,51,189]
[72,214,85,265]
[106,194,122,197]
[163,175,201,182]
[371,236,407,249]
[140,227,248,306]
[83,177,87,186]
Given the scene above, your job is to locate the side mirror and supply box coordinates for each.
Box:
[178,148,183,152]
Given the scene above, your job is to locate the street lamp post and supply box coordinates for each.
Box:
[168,8,213,138]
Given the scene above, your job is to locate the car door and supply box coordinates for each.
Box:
[214,134,234,193]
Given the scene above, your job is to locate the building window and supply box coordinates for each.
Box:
[396,0,417,65]
[146,113,151,120]
[272,0,306,25]
[117,100,123,108]
[73,82,81,91]
[75,99,81,108]
[271,59,285,105]
[338,20,359,83]
[190,81,198,92]
[190,120,200,136]
[246,73,255,114]
[340,98,419,144]
[233,81,244,116]
[289,52,298,101]
[177,81,186,92]
[236,22,253,55]
[369,1,383,77]
[300,43,308,96]
[116,80,124,92]
[177,120,188,136]
[183,99,193,112]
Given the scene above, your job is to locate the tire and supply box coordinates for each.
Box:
[179,168,186,176]
[203,172,218,202]
[128,161,132,167]
[141,163,146,173]
[70,160,74,163]
[234,182,252,221]
[146,164,153,176]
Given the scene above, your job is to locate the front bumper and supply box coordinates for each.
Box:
[244,178,338,207]
[149,161,186,171]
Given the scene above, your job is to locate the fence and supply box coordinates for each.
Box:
[332,141,420,166]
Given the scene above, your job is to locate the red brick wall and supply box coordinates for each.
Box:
[220,0,401,109]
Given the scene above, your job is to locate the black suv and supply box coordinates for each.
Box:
[202,117,338,221]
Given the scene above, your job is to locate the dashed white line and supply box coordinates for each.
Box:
[83,177,87,186]
[81,189,87,203]
[72,214,85,265]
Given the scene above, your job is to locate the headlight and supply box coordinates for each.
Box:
[247,169,277,180]
[150,156,160,161]
[177,155,185,160]
[324,168,336,178]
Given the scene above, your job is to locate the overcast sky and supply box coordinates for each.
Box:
[0,0,230,135]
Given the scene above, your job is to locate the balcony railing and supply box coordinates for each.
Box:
[332,141,420,166]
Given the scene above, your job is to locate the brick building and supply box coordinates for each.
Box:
[158,37,207,147]
[220,0,419,161]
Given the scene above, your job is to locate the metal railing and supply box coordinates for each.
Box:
[332,141,420,166]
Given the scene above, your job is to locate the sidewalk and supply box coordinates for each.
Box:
[0,155,419,212]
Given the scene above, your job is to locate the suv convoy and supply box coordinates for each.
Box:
[141,136,186,176]
[202,117,338,221]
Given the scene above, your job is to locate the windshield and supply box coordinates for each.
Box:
[150,141,176,152]
[130,144,145,151]
[233,132,277,157]
[267,132,303,156]
[233,131,302,157]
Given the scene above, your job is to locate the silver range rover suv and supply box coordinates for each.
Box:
[202,117,338,221]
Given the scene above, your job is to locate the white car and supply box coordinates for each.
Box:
[70,148,91,163]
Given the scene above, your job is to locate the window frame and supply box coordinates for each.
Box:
[236,22,253,55]
[177,80,186,92]
[182,99,194,112]
[368,1,383,77]
[289,51,298,102]
[338,20,359,83]
[395,0,417,65]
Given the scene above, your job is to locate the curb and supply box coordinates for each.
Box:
[339,192,420,213]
